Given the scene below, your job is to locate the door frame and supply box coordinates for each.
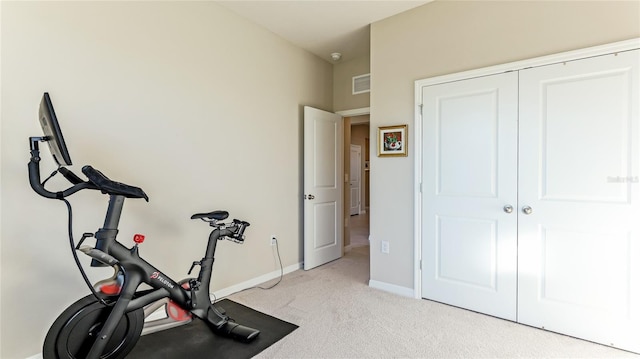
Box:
[413,38,640,298]
[337,108,370,253]
[338,107,370,118]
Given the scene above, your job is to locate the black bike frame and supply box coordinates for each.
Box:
[86,194,232,357]
[29,134,257,359]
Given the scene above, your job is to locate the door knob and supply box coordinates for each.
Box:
[522,206,533,215]
[503,205,513,214]
[307,194,315,200]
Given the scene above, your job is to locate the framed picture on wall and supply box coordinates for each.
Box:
[378,125,407,157]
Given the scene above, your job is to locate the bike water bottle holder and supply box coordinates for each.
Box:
[76,231,121,267]
[76,232,95,247]
[90,228,119,267]
[78,246,119,267]
[188,261,202,275]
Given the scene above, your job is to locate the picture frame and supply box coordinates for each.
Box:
[378,125,407,157]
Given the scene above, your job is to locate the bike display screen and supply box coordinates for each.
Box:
[39,92,72,166]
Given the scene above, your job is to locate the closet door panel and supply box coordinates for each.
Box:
[421,72,518,320]
[518,49,640,353]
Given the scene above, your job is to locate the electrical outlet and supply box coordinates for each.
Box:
[270,235,277,246]
[381,240,389,254]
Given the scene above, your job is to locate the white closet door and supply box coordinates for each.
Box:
[421,72,518,320]
[518,50,640,353]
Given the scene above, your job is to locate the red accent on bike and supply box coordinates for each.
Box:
[100,284,122,295]
[133,234,145,244]
[167,300,192,322]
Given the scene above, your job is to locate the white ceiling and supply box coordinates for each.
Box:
[215,1,432,63]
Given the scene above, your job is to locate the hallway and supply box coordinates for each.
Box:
[349,212,369,248]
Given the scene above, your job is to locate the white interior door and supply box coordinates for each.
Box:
[350,144,361,215]
[517,50,640,353]
[303,106,344,270]
[421,72,519,320]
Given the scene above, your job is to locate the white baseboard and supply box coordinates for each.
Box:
[368,279,415,298]
[213,262,302,299]
[26,262,302,359]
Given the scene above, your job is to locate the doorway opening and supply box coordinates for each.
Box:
[345,115,370,257]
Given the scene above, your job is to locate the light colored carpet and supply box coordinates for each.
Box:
[227,245,639,359]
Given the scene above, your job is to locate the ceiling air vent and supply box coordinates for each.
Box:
[352,73,370,95]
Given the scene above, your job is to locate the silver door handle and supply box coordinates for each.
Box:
[503,205,513,214]
[522,206,533,215]
[307,194,315,200]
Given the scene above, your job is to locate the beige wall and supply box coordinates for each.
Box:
[0,2,332,357]
[333,53,370,112]
[370,0,640,290]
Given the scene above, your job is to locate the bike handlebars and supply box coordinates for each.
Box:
[232,219,250,242]
[29,138,98,199]
[29,137,149,201]
[59,166,85,184]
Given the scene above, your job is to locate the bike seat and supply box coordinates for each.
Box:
[191,210,228,221]
[82,165,149,201]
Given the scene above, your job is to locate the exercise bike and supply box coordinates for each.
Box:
[28,93,260,359]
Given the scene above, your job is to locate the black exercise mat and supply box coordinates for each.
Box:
[128,299,298,358]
